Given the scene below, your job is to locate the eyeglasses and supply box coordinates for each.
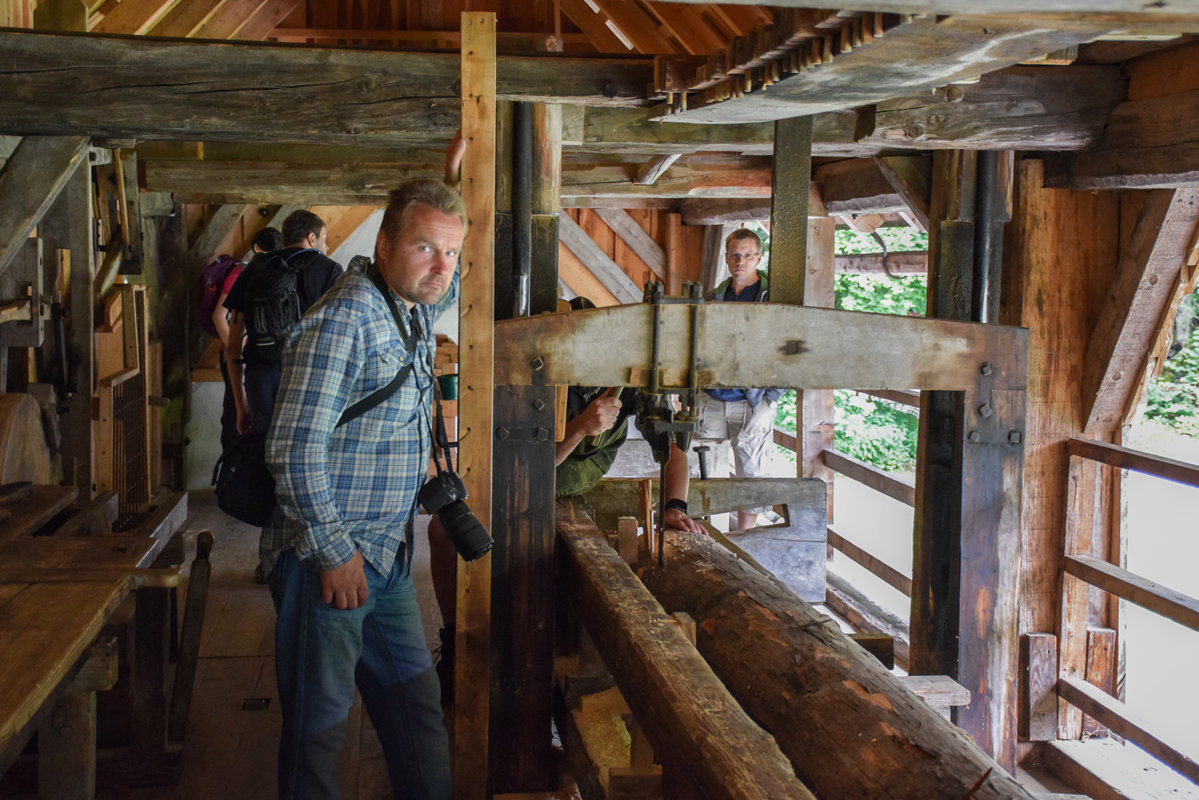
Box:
[725,252,761,262]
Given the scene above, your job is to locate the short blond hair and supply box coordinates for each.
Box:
[378,179,468,248]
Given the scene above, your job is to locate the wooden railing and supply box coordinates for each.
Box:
[1059,436,1199,783]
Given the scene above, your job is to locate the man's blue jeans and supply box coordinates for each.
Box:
[268,549,450,800]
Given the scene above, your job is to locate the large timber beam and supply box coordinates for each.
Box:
[493,303,1028,392]
[637,526,1037,800]
[1082,189,1199,434]
[0,136,91,279]
[655,16,1109,123]
[0,29,652,145]
[557,508,815,800]
[655,0,1199,15]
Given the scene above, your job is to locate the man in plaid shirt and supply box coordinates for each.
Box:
[263,167,465,799]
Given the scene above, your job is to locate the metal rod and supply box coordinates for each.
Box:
[513,101,533,317]
[972,150,1003,324]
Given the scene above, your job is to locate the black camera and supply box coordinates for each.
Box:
[419,470,493,562]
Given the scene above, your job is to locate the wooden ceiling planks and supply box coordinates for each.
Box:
[91,0,180,35]
[194,0,272,38]
[237,0,305,40]
[149,0,223,36]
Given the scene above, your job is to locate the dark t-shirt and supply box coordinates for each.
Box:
[556,386,638,497]
[224,247,343,364]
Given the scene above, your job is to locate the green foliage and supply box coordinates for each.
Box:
[835,227,928,255]
[1145,317,1199,436]
[836,274,926,316]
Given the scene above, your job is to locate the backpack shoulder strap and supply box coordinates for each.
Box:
[335,267,421,428]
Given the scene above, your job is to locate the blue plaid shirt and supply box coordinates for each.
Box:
[261,266,458,574]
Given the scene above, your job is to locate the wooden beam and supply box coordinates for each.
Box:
[816,157,907,217]
[836,250,927,275]
[1064,554,1199,633]
[493,303,1029,392]
[656,16,1107,123]
[1082,189,1199,434]
[556,510,816,800]
[0,136,90,280]
[770,115,812,305]
[558,243,620,306]
[556,0,631,53]
[587,0,678,54]
[634,153,681,185]
[593,208,666,279]
[652,0,1199,16]
[0,30,653,144]
[826,525,913,596]
[557,212,642,304]
[639,527,1036,800]
[193,0,272,38]
[874,155,932,232]
[681,198,772,225]
[454,14,496,800]
[1020,633,1058,741]
[91,0,178,34]
[821,449,915,506]
[1057,675,1199,784]
[1067,436,1199,489]
[187,204,249,269]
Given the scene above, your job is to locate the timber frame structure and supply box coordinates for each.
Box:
[2,1,1199,798]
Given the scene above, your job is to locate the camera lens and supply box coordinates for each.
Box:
[437,500,493,562]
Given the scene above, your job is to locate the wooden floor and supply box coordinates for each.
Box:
[105,490,447,800]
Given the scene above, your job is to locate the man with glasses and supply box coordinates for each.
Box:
[699,227,784,529]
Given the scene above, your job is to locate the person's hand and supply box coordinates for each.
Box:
[445,129,466,186]
[664,506,705,534]
[235,406,252,435]
[321,550,369,609]
[576,388,621,437]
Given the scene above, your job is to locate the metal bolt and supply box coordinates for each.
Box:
[532,398,546,412]
[980,363,992,376]
[1008,430,1022,444]
[535,427,549,442]
[978,404,993,418]
[496,427,510,441]
[967,430,981,443]
[531,356,545,371]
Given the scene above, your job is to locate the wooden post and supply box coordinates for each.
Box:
[1020,633,1057,741]
[769,115,812,306]
[799,216,836,519]
[488,97,561,792]
[455,13,496,800]
[911,150,1024,770]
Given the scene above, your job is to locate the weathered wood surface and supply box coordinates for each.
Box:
[836,251,927,275]
[0,577,135,773]
[769,115,811,306]
[0,29,652,144]
[656,0,1199,15]
[1082,190,1199,434]
[637,528,1035,800]
[493,302,1029,392]
[453,15,496,800]
[556,505,816,800]
[0,135,90,280]
[656,17,1108,123]
[825,569,911,670]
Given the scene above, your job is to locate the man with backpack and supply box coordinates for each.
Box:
[205,227,283,451]
[224,210,343,435]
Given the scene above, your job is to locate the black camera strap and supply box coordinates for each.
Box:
[336,265,421,428]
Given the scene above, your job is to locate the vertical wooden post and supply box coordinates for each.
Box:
[665,212,684,295]
[912,150,1024,770]
[769,115,812,306]
[799,216,836,516]
[487,100,561,791]
[455,12,496,800]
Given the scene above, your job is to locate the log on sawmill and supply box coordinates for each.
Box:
[556,503,816,800]
[638,528,1036,800]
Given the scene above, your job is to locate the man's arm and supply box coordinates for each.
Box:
[663,442,705,534]
[555,388,621,467]
[224,312,252,434]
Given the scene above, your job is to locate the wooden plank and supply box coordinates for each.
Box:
[92,0,178,34]
[1063,553,1199,633]
[824,569,911,671]
[826,524,912,596]
[1020,633,1057,741]
[822,449,914,506]
[657,17,1105,123]
[874,155,931,232]
[454,14,496,800]
[148,0,222,36]
[493,303,1029,392]
[556,0,630,54]
[235,0,302,40]
[898,675,971,708]
[1082,190,1199,434]
[1067,436,1199,489]
[0,136,90,280]
[1057,675,1199,784]
[815,157,907,217]
[187,204,249,270]
[634,153,681,186]
[0,30,653,144]
[193,0,272,38]
[558,242,620,307]
[556,511,816,800]
[557,212,642,304]
[595,208,665,278]
[0,485,79,543]
[681,198,772,226]
[835,251,927,275]
[664,212,683,295]
[1082,627,1115,738]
